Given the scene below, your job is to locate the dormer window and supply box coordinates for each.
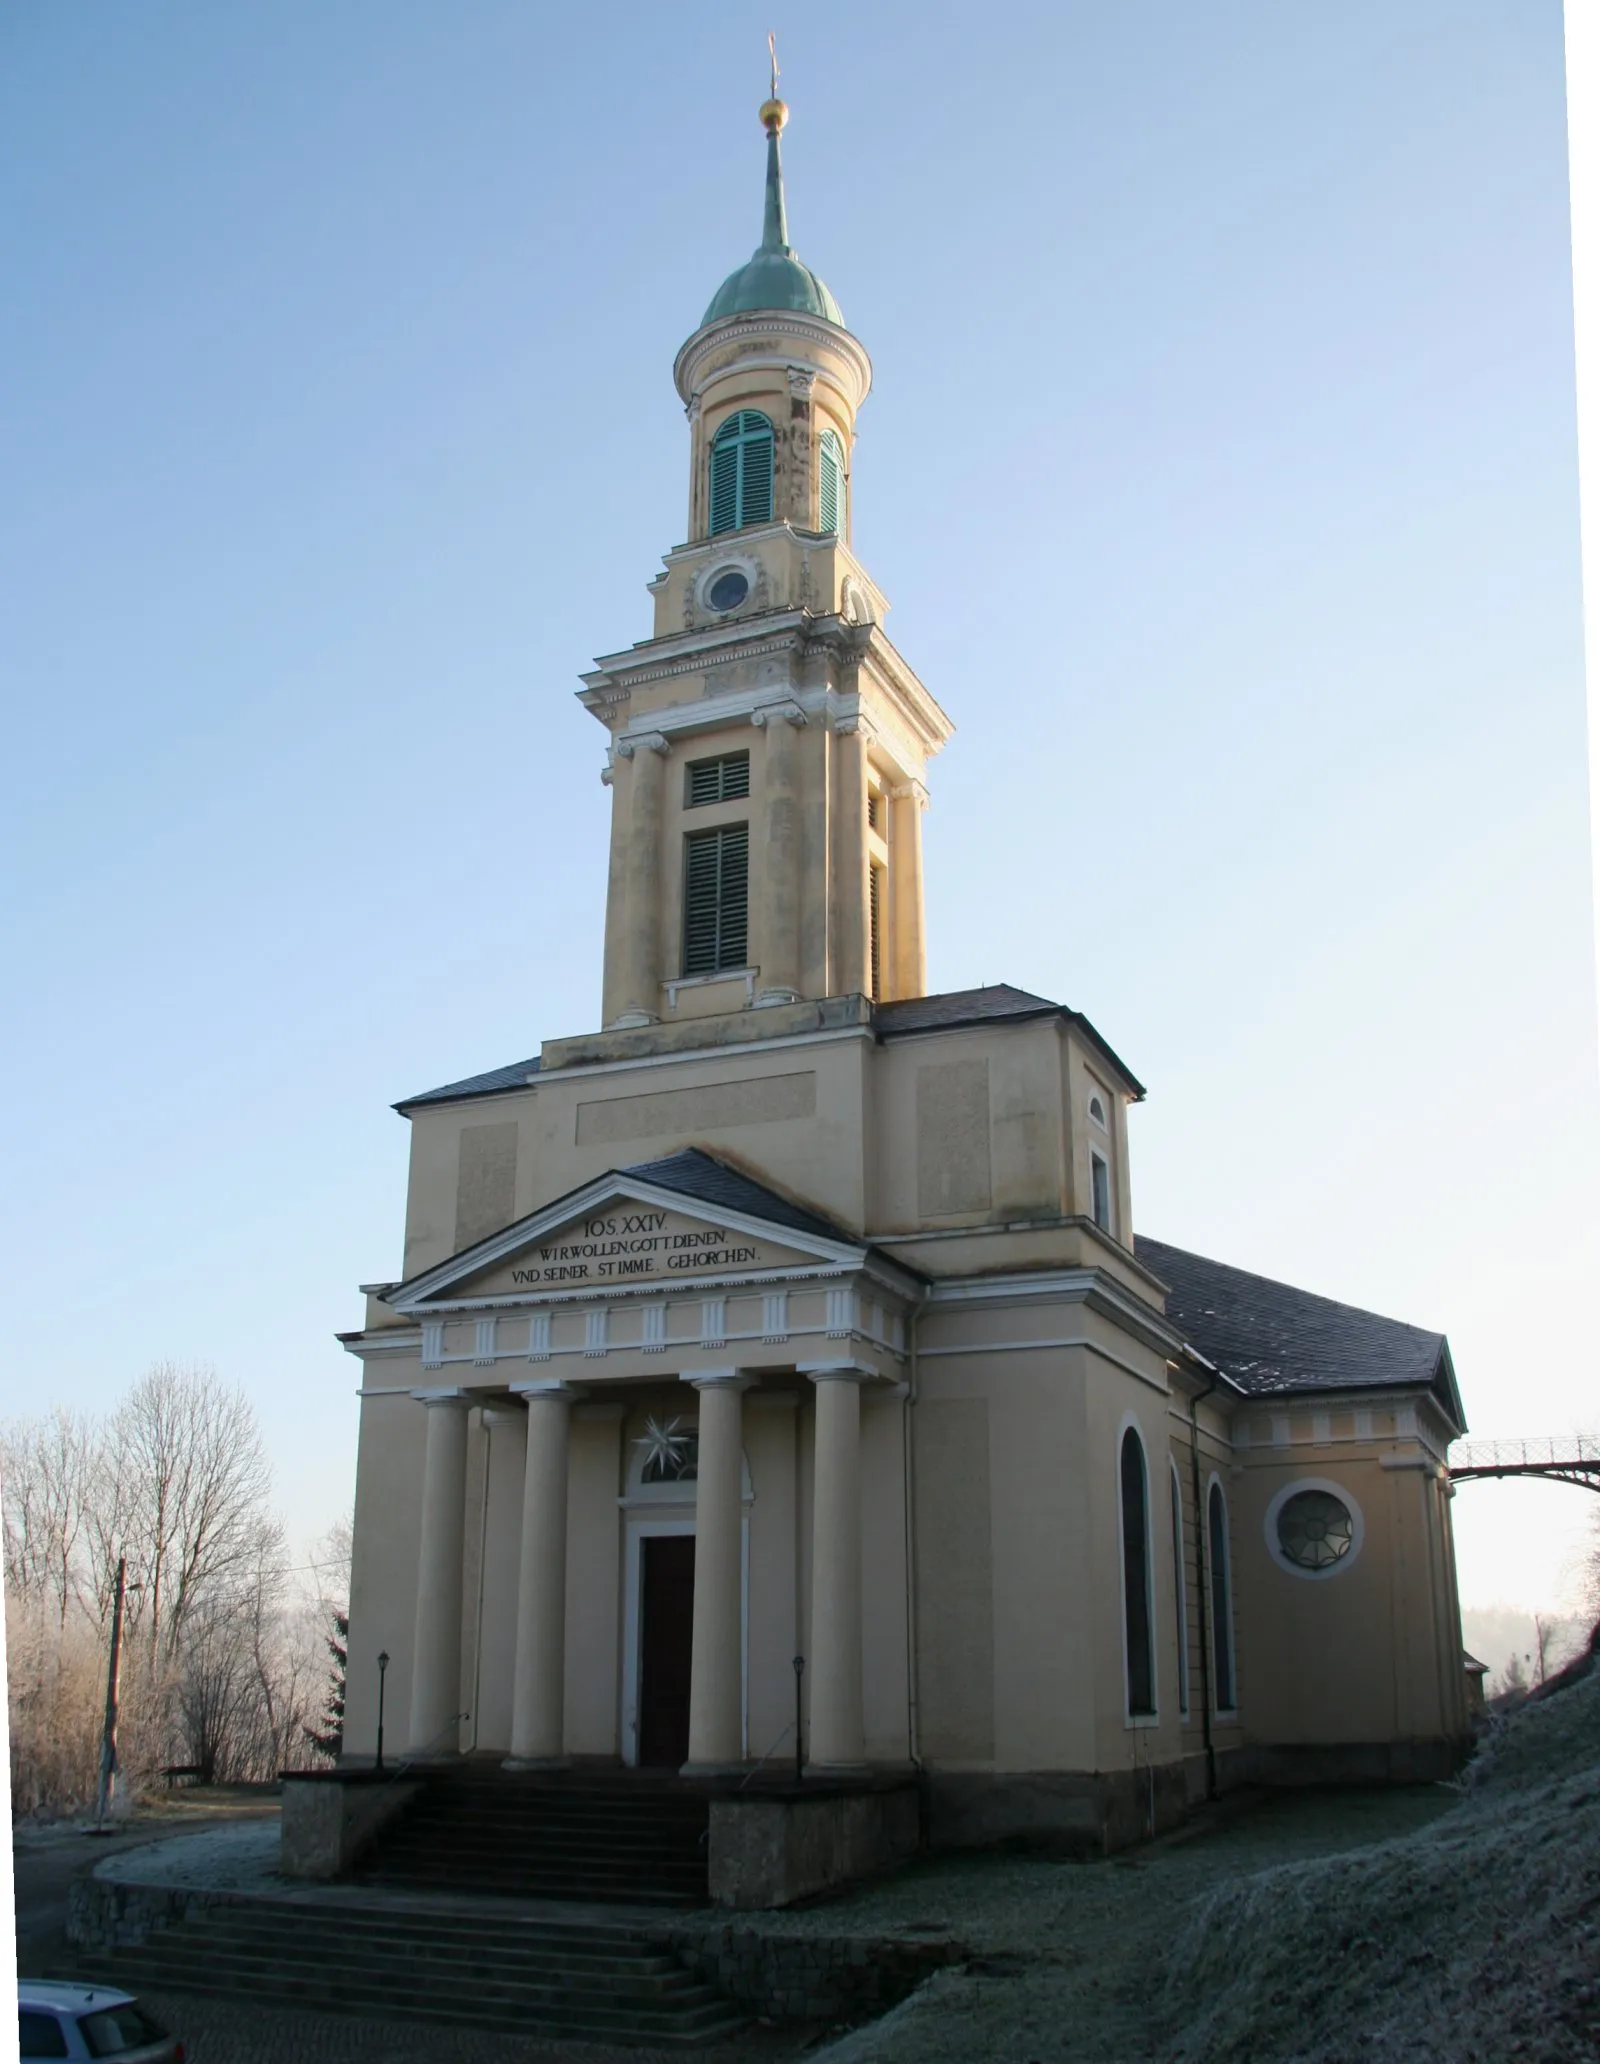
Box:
[709,411,774,535]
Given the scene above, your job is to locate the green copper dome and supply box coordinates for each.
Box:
[701,113,844,330]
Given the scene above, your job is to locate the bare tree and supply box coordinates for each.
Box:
[108,1362,272,1663]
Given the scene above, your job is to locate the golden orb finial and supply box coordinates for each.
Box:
[761,32,788,133]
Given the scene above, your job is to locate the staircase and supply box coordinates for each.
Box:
[84,1898,744,2047]
[357,1765,713,1907]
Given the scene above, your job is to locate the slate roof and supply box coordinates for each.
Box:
[873,985,1146,1096]
[1135,1234,1462,1425]
[395,984,1145,1110]
[397,1056,541,1110]
[619,1147,855,1247]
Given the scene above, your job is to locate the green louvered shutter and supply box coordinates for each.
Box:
[709,437,740,535]
[819,429,843,534]
[708,411,774,534]
[686,751,750,807]
[683,824,749,974]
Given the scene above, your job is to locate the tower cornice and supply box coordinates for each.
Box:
[674,310,872,414]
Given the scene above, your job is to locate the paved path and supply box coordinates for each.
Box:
[13,1802,281,1975]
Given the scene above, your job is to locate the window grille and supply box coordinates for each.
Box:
[819,428,844,534]
[1209,1482,1236,1711]
[683,824,749,975]
[709,411,774,535]
[686,751,750,808]
[869,862,884,1000]
[1121,1429,1155,1716]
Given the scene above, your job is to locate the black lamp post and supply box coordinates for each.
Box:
[792,1654,805,1787]
[375,1651,390,1775]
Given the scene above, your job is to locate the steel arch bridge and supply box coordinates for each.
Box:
[1447,1435,1600,1494]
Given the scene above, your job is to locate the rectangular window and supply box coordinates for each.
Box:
[683,824,749,975]
[1091,1151,1112,1231]
[686,751,750,808]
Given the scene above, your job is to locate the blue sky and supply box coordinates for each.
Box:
[2,2,1593,1612]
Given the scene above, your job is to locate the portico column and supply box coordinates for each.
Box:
[407,1388,472,1756]
[753,703,805,1005]
[610,731,669,1028]
[505,1380,585,1767]
[802,1363,872,1771]
[683,1370,753,1771]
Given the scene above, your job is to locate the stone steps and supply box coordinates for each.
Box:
[83,1896,743,2046]
[357,1771,713,1907]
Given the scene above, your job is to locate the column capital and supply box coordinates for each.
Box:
[411,1386,471,1408]
[889,778,929,807]
[510,1379,589,1403]
[798,1360,878,1385]
[682,1368,757,1393]
[751,699,807,729]
[616,730,670,760]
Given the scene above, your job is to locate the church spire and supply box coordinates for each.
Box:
[759,36,791,253]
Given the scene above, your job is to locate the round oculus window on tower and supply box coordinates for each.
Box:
[707,568,750,612]
[1275,1489,1356,1571]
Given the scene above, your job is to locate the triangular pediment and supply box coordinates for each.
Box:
[386,1164,864,1313]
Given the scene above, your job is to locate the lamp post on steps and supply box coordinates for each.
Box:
[376,1651,390,1774]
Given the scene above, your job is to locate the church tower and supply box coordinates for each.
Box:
[583,90,953,1031]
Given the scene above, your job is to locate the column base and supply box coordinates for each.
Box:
[607,1009,658,1029]
[501,1755,571,1772]
[804,1761,870,1780]
[679,1759,749,1778]
[753,987,800,1008]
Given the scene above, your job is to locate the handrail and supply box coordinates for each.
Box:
[738,1722,795,1789]
[372,1712,470,1790]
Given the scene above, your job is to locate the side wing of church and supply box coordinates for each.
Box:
[338,90,1471,1852]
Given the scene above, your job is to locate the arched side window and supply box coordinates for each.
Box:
[1208,1479,1237,1713]
[1170,1462,1190,1718]
[709,411,774,535]
[1120,1427,1155,1717]
[819,428,845,535]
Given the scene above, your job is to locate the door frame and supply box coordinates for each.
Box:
[621,1510,749,1766]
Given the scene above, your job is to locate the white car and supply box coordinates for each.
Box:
[18,1983,183,2062]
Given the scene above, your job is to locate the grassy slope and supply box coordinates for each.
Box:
[1162,1652,1600,2063]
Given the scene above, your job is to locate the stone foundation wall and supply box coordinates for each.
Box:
[279,1775,420,1879]
[68,1877,228,1954]
[666,1919,959,2021]
[708,1782,921,1908]
[927,1761,1189,1856]
[1250,1736,1466,1786]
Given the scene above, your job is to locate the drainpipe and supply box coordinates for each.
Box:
[903,1296,927,1835]
[1186,1346,1221,1801]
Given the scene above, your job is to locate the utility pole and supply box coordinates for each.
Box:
[93,1556,127,1832]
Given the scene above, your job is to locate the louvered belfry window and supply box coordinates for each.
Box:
[683,824,749,975]
[709,412,774,535]
[819,429,844,535]
[685,751,751,809]
[869,862,884,1000]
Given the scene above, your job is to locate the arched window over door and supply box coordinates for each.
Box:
[709,411,774,534]
[819,428,845,534]
[1208,1479,1237,1713]
[1120,1427,1155,1717]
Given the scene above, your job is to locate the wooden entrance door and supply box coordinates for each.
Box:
[638,1533,696,1769]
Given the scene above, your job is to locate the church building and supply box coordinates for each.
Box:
[339,88,1472,1861]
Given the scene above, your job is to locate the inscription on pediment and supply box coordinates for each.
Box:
[456,1206,813,1296]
